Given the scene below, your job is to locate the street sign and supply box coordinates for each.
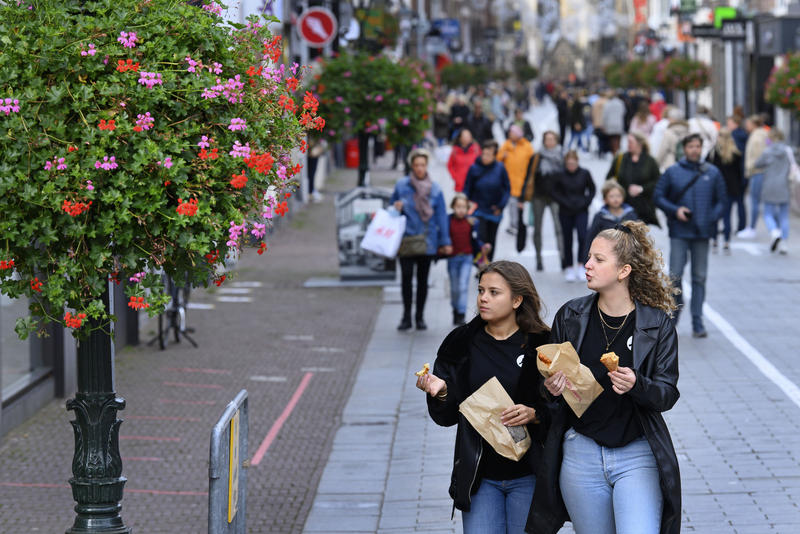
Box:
[691,24,719,39]
[721,19,747,41]
[209,390,248,534]
[297,7,338,48]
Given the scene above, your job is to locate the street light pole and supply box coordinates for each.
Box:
[66,286,130,534]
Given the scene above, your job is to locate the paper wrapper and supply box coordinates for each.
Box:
[536,342,604,418]
[458,377,531,461]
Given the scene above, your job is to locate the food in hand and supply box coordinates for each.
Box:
[415,363,430,377]
[600,352,619,372]
[537,352,552,366]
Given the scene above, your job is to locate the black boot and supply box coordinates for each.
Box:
[415,316,428,330]
[397,315,412,331]
[453,311,465,326]
[536,257,544,272]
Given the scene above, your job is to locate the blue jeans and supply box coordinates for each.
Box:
[669,237,709,332]
[748,173,764,229]
[720,192,746,241]
[462,475,535,534]
[763,202,790,240]
[448,254,473,314]
[560,429,662,534]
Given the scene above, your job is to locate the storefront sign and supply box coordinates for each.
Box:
[721,19,747,41]
[691,24,719,39]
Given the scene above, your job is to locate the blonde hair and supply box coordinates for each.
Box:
[769,128,785,142]
[714,128,740,165]
[601,179,625,200]
[596,220,677,313]
[629,132,651,154]
[450,192,469,209]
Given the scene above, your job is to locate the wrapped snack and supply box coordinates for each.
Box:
[536,342,604,418]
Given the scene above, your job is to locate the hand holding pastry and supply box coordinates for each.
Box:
[609,367,636,394]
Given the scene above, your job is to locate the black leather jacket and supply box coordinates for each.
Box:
[526,294,681,534]
[427,317,550,514]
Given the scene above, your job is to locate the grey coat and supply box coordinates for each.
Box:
[755,142,791,204]
[601,97,626,135]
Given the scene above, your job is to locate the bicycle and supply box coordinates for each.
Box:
[147,273,198,350]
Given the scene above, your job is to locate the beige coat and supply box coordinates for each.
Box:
[656,120,689,172]
[744,127,769,178]
[591,96,607,130]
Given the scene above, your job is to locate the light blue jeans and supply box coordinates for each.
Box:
[748,173,764,229]
[447,254,473,315]
[763,202,790,240]
[560,429,662,534]
[669,237,710,332]
[462,475,535,534]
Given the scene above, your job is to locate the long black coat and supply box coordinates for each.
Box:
[526,294,681,534]
[427,317,550,514]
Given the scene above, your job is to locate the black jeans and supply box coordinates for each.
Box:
[399,255,433,320]
[476,218,500,262]
[559,211,589,269]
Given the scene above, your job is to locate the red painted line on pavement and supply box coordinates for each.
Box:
[163,367,232,375]
[0,482,206,496]
[158,398,216,405]
[122,457,163,462]
[119,435,181,442]
[126,415,202,422]
[162,381,223,389]
[251,372,313,467]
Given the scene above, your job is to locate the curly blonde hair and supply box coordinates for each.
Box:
[596,220,678,314]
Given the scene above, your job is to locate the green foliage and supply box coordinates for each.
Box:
[311,53,434,146]
[765,53,800,114]
[513,56,538,82]
[438,63,490,90]
[604,58,709,91]
[0,0,315,338]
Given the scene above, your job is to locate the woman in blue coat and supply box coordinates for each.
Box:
[391,149,452,331]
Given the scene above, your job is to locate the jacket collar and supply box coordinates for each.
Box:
[564,294,663,369]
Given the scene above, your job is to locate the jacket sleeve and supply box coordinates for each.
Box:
[586,213,602,246]
[498,167,511,209]
[447,150,457,180]
[549,174,567,209]
[655,131,672,170]
[497,142,509,162]
[389,183,401,204]
[753,149,773,170]
[583,170,597,211]
[426,358,461,427]
[712,170,727,222]
[628,318,680,412]
[654,170,678,216]
[463,168,475,202]
[434,191,452,247]
[642,156,661,197]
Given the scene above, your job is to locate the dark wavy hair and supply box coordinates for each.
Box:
[478,260,550,334]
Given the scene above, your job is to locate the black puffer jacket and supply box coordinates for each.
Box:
[426,317,551,514]
[526,294,681,534]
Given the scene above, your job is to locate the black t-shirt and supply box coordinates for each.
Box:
[468,328,533,480]
[574,306,642,447]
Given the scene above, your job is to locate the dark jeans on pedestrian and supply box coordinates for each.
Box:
[559,211,588,269]
[307,155,319,194]
[477,217,500,262]
[669,238,710,333]
[399,255,433,321]
[720,192,746,242]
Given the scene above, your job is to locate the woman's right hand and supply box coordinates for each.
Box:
[416,373,447,398]
[544,371,571,397]
[393,200,403,211]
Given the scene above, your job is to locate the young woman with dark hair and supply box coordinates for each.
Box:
[528,221,681,534]
[417,261,550,534]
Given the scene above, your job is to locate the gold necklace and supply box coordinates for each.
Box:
[597,304,631,351]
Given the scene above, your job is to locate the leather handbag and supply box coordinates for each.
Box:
[397,234,428,257]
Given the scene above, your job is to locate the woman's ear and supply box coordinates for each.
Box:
[618,263,632,282]
[512,295,523,310]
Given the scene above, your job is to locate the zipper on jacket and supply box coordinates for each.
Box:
[466,440,483,507]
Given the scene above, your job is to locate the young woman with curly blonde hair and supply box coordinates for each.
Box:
[527,220,682,534]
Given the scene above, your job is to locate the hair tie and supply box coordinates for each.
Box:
[615,223,633,235]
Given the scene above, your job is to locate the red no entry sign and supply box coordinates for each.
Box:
[297,7,338,48]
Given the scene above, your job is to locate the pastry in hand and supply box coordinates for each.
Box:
[600,352,619,372]
[415,363,430,377]
[537,352,552,366]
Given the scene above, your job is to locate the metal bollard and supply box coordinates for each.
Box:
[209,390,248,534]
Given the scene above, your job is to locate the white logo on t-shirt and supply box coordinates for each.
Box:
[517,355,525,367]
[627,336,633,351]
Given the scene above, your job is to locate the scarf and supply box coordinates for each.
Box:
[410,174,434,223]
[538,146,564,176]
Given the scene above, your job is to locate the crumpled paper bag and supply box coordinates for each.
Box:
[458,377,531,461]
[536,342,604,418]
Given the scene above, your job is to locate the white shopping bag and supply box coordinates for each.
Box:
[360,208,406,259]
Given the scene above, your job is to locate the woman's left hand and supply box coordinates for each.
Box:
[609,367,636,394]
[501,404,537,426]
[438,245,453,256]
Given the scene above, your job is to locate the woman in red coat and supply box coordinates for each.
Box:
[448,128,481,192]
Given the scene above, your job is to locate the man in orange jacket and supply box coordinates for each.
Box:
[498,124,535,234]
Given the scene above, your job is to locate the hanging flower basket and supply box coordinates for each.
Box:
[765,53,800,115]
[655,57,710,91]
[0,0,321,339]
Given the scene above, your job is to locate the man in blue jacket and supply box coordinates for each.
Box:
[463,140,511,261]
[654,133,726,338]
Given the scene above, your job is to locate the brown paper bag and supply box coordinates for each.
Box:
[458,377,531,461]
[536,342,604,418]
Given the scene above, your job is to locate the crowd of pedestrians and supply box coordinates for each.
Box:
[382,78,799,534]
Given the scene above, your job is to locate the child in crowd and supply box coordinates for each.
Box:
[447,193,490,326]
[587,180,640,246]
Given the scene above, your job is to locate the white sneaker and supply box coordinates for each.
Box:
[737,228,756,239]
[564,267,576,282]
[311,191,324,203]
[576,265,586,281]
[778,241,788,255]
[770,229,782,252]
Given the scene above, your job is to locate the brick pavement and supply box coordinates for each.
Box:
[0,165,397,533]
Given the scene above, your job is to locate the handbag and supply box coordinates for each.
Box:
[516,207,527,253]
[397,234,428,257]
